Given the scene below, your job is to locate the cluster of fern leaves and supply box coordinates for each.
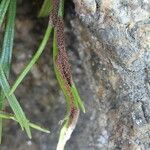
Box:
[0,0,52,142]
[0,0,84,149]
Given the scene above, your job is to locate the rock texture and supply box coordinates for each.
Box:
[1,0,150,150]
[70,0,150,149]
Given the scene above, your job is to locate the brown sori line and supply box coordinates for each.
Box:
[56,17,73,87]
[49,0,59,26]
[50,0,79,126]
[55,17,79,126]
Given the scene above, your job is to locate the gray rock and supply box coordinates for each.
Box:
[69,0,150,149]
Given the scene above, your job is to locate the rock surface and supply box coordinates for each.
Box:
[71,0,150,149]
[1,0,150,150]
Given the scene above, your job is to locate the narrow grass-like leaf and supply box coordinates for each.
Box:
[52,1,85,149]
[9,25,52,95]
[58,0,65,17]
[0,0,16,107]
[0,90,4,143]
[29,123,50,133]
[71,85,85,113]
[1,0,16,75]
[53,30,70,112]
[0,111,50,133]
[53,28,80,150]
[0,66,31,138]
[0,0,10,27]
[0,0,16,142]
[53,29,70,150]
[0,0,16,105]
[38,0,52,17]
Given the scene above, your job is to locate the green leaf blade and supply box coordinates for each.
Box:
[0,0,11,27]
[0,111,50,134]
[1,0,16,76]
[71,85,85,113]
[0,0,16,142]
[10,25,52,95]
[0,66,31,138]
[38,0,52,17]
